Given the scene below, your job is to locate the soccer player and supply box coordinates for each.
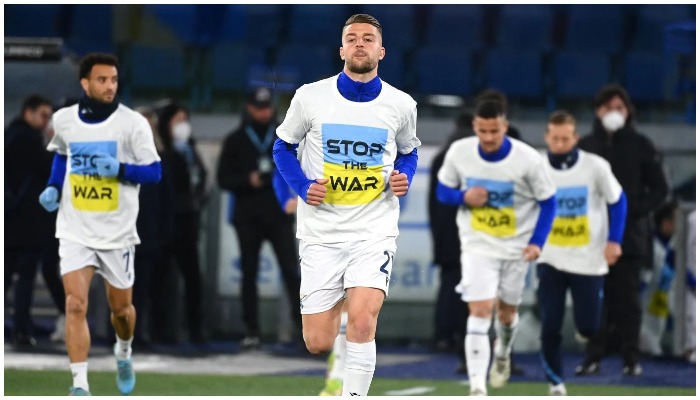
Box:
[436,100,556,396]
[537,111,627,396]
[38,53,161,396]
[272,13,420,396]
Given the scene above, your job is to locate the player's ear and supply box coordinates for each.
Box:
[339,47,345,61]
[379,47,385,60]
[80,78,89,94]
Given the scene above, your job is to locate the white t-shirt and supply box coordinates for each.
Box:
[437,137,556,260]
[538,150,623,275]
[276,74,421,243]
[47,104,161,249]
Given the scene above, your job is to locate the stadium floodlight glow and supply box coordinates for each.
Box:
[426,94,464,108]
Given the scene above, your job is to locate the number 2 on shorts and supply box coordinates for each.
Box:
[379,251,393,275]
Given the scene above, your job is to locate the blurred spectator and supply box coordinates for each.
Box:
[683,210,695,364]
[155,103,207,344]
[217,86,302,349]
[5,94,54,348]
[577,84,669,376]
[428,108,472,372]
[640,201,677,357]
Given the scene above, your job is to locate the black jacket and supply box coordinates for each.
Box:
[136,152,176,256]
[169,139,208,217]
[217,121,292,226]
[579,122,669,258]
[5,117,54,247]
[428,148,461,267]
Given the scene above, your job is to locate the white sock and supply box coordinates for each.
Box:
[494,313,519,359]
[114,334,133,360]
[329,311,348,381]
[343,340,376,396]
[70,362,89,391]
[466,316,492,392]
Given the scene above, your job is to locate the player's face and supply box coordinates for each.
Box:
[545,123,578,155]
[81,64,118,104]
[595,95,628,121]
[340,23,385,75]
[473,116,508,153]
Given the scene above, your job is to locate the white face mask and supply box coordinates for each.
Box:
[172,121,192,145]
[601,110,626,132]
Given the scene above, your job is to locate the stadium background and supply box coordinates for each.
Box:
[4,3,696,396]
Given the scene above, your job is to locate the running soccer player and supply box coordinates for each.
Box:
[436,99,557,396]
[273,13,420,396]
[38,53,161,396]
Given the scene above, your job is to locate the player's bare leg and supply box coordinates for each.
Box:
[106,283,136,395]
[320,300,348,396]
[489,300,519,389]
[63,266,96,394]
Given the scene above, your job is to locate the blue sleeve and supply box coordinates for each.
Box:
[119,162,162,185]
[394,148,418,186]
[272,138,315,203]
[529,195,557,247]
[272,168,295,211]
[436,182,465,206]
[607,191,627,243]
[47,153,67,190]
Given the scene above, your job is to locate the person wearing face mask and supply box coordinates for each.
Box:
[217,86,302,350]
[155,103,207,344]
[576,84,669,377]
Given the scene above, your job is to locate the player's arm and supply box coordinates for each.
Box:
[391,148,417,197]
[605,191,627,265]
[524,157,558,261]
[38,153,68,212]
[272,167,298,214]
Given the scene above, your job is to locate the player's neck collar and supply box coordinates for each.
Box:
[78,94,119,124]
[547,147,579,170]
[478,137,512,162]
[337,71,382,103]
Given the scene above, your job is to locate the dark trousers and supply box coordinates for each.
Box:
[40,237,65,314]
[132,247,158,342]
[537,263,605,384]
[585,255,643,364]
[172,214,204,342]
[234,219,301,337]
[5,247,42,336]
[434,262,467,345]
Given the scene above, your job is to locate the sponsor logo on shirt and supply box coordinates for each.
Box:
[467,178,516,237]
[68,141,119,212]
[321,123,388,205]
[549,186,590,246]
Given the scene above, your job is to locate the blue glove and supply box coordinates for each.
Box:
[93,153,120,178]
[39,186,60,212]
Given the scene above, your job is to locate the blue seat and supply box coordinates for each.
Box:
[495,5,554,51]
[563,4,626,54]
[127,45,186,92]
[275,45,337,87]
[414,47,473,96]
[288,5,349,46]
[64,5,114,56]
[553,51,611,101]
[623,52,678,102]
[242,4,283,48]
[5,5,63,37]
[147,5,230,47]
[632,5,695,52]
[485,51,544,100]
[377,49,405,89]
[361,5,416,50]
[425,5,485,51]
[212,42,267,92]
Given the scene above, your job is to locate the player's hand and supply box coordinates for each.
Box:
[390,170,409,197]
[93,153,120,178]
[522,244,541,262]
[604,242,622,266]
[306,178,328,206]
[464,186,489,207]
[284,197,298,214]
[39,186,60,212]
[249,171,264,188]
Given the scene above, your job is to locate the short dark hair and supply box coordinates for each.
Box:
[548,110,577,127]
[343,14,382,36]
[653,200,678,228]
[21,94,52,114]
[476,89,509,113]
[79,53,119,80]
[474,99,505,119]
[594,83,635,119]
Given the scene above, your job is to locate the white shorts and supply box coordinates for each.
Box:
[457,251,529,305]
[59,239,135,289]
[298,237,396,314]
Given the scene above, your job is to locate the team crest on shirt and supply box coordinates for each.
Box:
[68,141,119,212]
[321,123,388,205]
[549,186,590,246]
[467,178,516,237]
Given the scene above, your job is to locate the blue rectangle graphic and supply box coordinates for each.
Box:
[466,178,514,209]
[69,141,117,175]
[555,186,588,217]
[321,123,388,166]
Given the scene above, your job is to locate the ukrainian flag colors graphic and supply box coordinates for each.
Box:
[549,186,590,246]
[467,178,516,237]
[68,141,119,212]
[322,123,388,205]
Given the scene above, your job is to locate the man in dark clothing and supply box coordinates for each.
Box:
[576,84,669,376]
[217,86,302,349]
[5,94,54,347]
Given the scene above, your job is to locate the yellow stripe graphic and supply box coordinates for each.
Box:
[471,207,517,237]
[323,162,383,205]
[69,174,119,212]
[549,215,590,246]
